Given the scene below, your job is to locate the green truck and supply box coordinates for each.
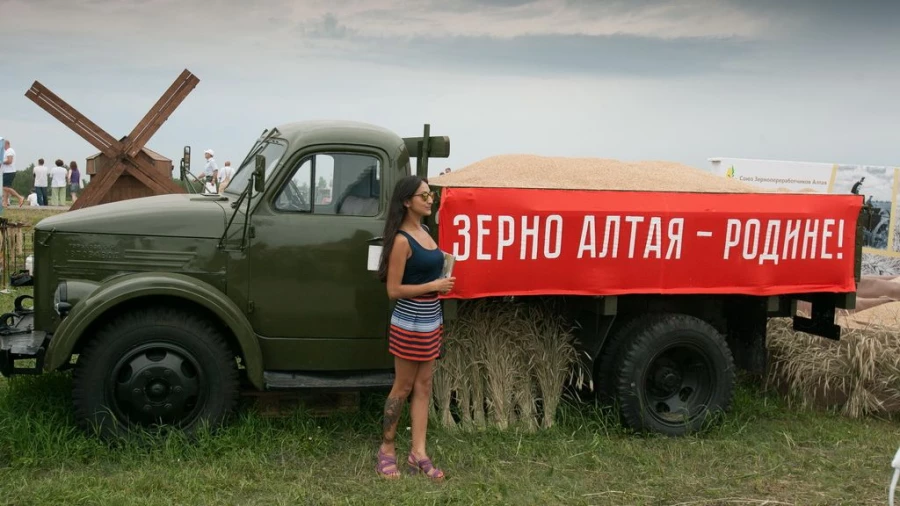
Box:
[0,121,865,438]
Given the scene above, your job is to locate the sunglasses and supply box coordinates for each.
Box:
[414,191,437,201]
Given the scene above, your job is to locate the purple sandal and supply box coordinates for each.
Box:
[377,448,401,479]
[407,453,445,481]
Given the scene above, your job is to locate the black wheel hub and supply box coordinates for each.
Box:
[110,343,204,427]
[653,366,683,394]
[644,345,713,426]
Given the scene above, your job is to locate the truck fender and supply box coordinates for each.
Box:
[45,272,264,390]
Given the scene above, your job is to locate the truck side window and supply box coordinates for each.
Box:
[274,153,381,216]
[274,159,313,212]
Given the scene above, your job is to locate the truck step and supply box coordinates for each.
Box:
[0,330,47,355]
[0,311,48,376]
[263,371,395,391]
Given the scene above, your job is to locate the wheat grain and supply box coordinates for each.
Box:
[433,154,764,193]
[846,300,900,328]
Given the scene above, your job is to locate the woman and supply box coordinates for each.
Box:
[67,161,81,203]
[376,175,454,481]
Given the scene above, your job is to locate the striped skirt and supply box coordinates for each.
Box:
[389,294,443,362]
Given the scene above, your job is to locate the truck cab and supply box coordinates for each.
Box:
[1,120,449,437]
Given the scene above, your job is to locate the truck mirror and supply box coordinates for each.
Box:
[253,154,266,191]
[179,146,191,182]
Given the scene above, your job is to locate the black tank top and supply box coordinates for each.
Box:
[398,229,443,286]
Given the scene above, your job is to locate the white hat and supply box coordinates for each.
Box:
[204,149,215,156]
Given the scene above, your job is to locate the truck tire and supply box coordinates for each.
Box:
[72,307,239,439]
[614,313,735,437]
[593,316,646,403]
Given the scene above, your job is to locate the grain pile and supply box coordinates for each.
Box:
[431,298,588,432]
[842,301,900,329]
[767,318,900,417]
[434,154,765,193]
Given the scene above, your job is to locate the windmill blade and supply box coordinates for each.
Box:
[124,69,200,158]
[25,81,122,158]
[69,161,126,210]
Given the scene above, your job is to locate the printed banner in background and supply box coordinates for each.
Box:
[437,187,861,300]
[711,157,900,276]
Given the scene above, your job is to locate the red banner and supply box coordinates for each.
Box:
[436,188,862,299]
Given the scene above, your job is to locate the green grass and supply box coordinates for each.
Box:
[0,370,897,505]
[1,207,64,223]
[0,207,896,504]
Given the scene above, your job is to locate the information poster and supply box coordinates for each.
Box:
[711,157,900,276]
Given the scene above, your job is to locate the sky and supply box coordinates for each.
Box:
[1,0,899,182]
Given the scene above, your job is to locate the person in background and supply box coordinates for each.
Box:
[217,160,235,193]
[26,189,38,206]
[49,159,68,206]
[2,140,24,207]
[203,149,218,193]
[68,161,81,203]
[33,158,49,206]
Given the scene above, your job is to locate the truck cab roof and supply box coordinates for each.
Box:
[274,120,406,155]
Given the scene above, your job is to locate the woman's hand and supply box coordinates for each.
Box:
[431,277,455,294]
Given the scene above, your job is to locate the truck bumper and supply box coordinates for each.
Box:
[0,299,48,377]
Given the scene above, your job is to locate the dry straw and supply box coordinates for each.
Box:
[767,315,900,418]
[432,298,584,431]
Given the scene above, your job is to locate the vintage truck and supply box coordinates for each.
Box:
[0,120,866,438]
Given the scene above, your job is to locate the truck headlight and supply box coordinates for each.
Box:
[54,281,72,317]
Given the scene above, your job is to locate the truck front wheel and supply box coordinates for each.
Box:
[72,307,239,438]
[614,313,735,437]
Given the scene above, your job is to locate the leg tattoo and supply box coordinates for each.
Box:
[382,396,404,444]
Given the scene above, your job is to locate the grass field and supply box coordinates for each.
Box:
[0,208,897,505]
[0,373,897,505]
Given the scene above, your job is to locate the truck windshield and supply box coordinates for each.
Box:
[223,139,288,195]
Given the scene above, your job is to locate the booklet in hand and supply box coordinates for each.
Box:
[441,251,455,279]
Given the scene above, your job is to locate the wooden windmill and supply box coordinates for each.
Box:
[25,69,200,210]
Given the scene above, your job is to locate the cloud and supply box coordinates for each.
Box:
[9,0,893,83]
[2,0,900,187]
[343,33,754,78]
[308,0,771,40]
[296,13,356,39]
[3,0,772,42]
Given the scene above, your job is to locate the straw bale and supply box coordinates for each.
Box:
[434,154,766,193]
[767,317,900,417]
[433,298,581,431]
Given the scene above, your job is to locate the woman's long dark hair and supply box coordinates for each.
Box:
[378,175,425,282]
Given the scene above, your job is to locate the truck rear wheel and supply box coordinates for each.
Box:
[593,316,646,403]
[614,313,734,436]
[72,307,239,438]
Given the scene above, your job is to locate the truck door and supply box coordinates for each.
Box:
[247,148,392,371]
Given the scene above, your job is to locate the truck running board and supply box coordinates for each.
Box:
[0,309,48,376]
[263,371,396,391]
